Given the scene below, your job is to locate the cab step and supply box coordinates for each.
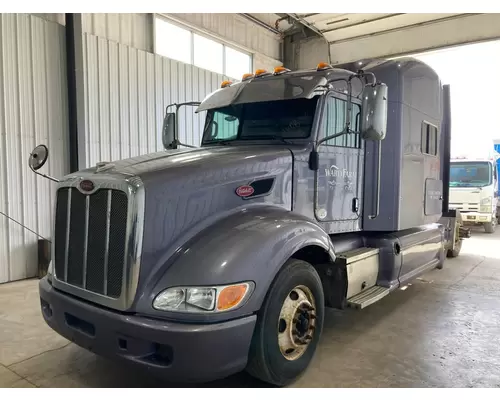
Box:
[346,285,390,310]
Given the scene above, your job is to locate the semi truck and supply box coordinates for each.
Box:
[449,150,499,233]
[30,58,468,387]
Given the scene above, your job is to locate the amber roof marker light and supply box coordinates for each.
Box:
[254,69,272,77]
[220,80,233,88]
[317,62,333,71]
[273,66,291,75]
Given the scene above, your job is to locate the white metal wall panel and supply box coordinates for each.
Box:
[30,13,66,26]
[83,33,225,167]
[0,14,69,283]
[83,13,153,53]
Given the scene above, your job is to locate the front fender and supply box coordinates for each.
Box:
[135,206,335,322]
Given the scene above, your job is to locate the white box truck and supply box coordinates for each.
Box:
[449,148,500,233]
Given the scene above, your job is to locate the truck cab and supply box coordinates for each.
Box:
[30,58,466,387]
[449,155,499,233]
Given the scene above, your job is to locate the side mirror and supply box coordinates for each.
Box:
[361,83,388,141]
[28,145,59,183]
[29,144,49,171]
[162,112,176,149]
[309,149,319,171]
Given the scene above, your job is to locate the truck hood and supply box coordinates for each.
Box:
[75,145,296,293]
[80,145,289,180]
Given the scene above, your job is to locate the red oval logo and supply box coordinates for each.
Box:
[236,185,254,198]
[80,180,95,192]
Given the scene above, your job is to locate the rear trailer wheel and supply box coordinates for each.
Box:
[246,258,324,386]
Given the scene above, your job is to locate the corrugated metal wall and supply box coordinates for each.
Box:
[83,33,227,167]
[0,14,69,283]
[83,13,153,53]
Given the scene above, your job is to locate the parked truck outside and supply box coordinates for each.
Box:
[29,58,468,386]
[494,141,500,220]
[449,149,499,233]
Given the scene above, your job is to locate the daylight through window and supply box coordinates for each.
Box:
[155,16,252,79]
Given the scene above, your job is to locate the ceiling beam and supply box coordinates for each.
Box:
[327,13,500,65]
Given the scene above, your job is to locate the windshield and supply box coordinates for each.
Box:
[450,162,492,187]
[201,97,319,144]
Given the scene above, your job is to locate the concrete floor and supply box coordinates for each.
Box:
[2,228,500,388]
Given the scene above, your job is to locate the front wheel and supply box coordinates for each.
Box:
[484,218,497,234]
[447,239,462,258]
[246,258,324,386]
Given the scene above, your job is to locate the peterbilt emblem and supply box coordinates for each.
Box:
[80,180,95,192]
[236,185,254,198]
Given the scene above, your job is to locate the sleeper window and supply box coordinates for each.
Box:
[421,121,438,156]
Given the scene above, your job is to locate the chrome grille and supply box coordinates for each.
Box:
[54,187,128,298]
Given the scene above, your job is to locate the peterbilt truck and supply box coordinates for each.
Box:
[30,58,467,387]
[449,151,499,233]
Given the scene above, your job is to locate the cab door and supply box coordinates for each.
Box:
[314,93,364,231]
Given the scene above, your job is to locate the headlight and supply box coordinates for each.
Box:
[481,198,492,205]
[153,282,254,313]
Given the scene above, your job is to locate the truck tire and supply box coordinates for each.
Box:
[446,239,462,258]
[246,258,325,387]
[447,211,463,258]
[484,218,497,234]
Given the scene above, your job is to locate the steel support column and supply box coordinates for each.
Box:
[65,13,86,172]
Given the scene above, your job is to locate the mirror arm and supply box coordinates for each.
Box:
[315,129,348,151]
[29,166,60,183]
[168,139,197,149]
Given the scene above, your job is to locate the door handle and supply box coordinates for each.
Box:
[352,197,360,213]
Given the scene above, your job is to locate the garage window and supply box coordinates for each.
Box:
[154,15,253,80]
[224,46,252,80]
[194,33,224,74]
[154,17,192,64]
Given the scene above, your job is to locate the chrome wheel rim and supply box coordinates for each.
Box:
[277,285,317,361]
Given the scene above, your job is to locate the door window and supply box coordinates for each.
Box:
[321,96,361,148]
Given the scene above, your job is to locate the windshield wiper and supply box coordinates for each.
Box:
[243,135,294,145]
[203,139,234,146]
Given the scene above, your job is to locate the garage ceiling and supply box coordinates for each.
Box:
[254,13,500,65]
[294,13,468,43]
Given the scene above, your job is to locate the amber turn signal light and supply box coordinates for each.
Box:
[217,284,250,311]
